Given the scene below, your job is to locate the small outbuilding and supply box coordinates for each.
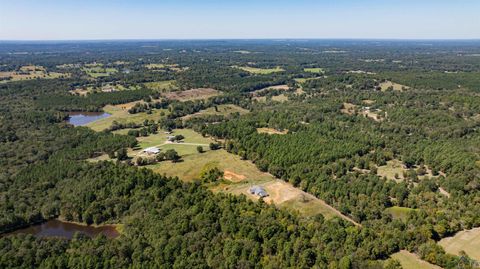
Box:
[249,186,268,198]
[143,147,160,155]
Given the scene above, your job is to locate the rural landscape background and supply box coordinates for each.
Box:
[1,1,480,269]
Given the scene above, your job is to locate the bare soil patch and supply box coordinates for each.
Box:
[341,103,357,115]
[223,170,246,182]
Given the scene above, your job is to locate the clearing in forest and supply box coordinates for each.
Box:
[181,104,249,120]
[257,128,288,135]
[379,80,409,91]
[438,227,480,261]
[377,159,407,182]
[341,103,357,115]
[304,67,324,74]
[144,80,177,91]
[0,65,69,83]
[384,206,418,221]
[163,88,220,101]
[236,66,284,74]
[82,66,117,78]
[391,250,441,269]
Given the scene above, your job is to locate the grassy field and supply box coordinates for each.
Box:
[304,67,324,74]
[377,159,406,182]
[438,227,480,261]
[391,250,441,269]
[379,80,409,91]
[144,80,177,91]
[385,206,418,221]
[236,66,284,74]
[0,65,69,83]
[163,88,220,101]
[182,104,249,120]
[257,128,288,135]
[86,102,167,131]
[82,66,118,78]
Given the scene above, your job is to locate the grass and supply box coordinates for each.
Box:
[304,68,324,74]
[145,63,166,69]
[163,88,220,101]
[85,102,168,132]
[144,80,177,91]
[377,159,406,182]
[236,66,284,74]
[385,206,418,221]
[82,67,118,78]
[391,250,441,269]
[0,65,69,83]
[182,104,249,120]
[438,227,480,261]
[257,128,288,135]
[379,80,409,91]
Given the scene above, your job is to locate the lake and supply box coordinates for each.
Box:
[68,112,110,126]
[5,219,120,239]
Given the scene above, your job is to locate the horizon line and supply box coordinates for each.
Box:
[1,38,480,43]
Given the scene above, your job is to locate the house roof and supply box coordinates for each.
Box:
[143,147,160,154]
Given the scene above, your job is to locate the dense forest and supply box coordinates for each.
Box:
[1,40,480,268]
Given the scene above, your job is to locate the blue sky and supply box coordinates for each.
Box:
[1,0,479,40]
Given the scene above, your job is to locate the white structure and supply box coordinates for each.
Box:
[249,186,269,198]
[143,147,160,155]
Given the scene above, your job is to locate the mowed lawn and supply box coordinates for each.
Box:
[86,103,168,131]
[391,250,441,269]
[438,227,480,261]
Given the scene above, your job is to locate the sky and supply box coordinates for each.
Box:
[1,0,479,40]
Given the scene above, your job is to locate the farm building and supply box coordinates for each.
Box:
[249,186,268,198]
[143,147,160,155]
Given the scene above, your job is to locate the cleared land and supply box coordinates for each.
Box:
[144,80,177,91]
[70,84,140,96]
[385,206,418,221]
[163,88,220,101]
[439,227,480,261]
[182,104,249,120]
[380,81,409,91]
[257,128,288,135]
[304,68,324,74]
[0,65,68,83]
[236,66,284,74]
[391,250,441,269]
[86,102,167,131]
[377,159,406,182]
[82,66,118,78]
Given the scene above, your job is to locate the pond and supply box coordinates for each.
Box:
[5,219,120,239]
[68,112,110,126]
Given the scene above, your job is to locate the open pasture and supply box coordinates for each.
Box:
[236,66,284,74]
[163,88,220,101]
[391,250,441,269]
[438,227,480,261]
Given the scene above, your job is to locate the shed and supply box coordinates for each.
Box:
[143,147,160,155]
